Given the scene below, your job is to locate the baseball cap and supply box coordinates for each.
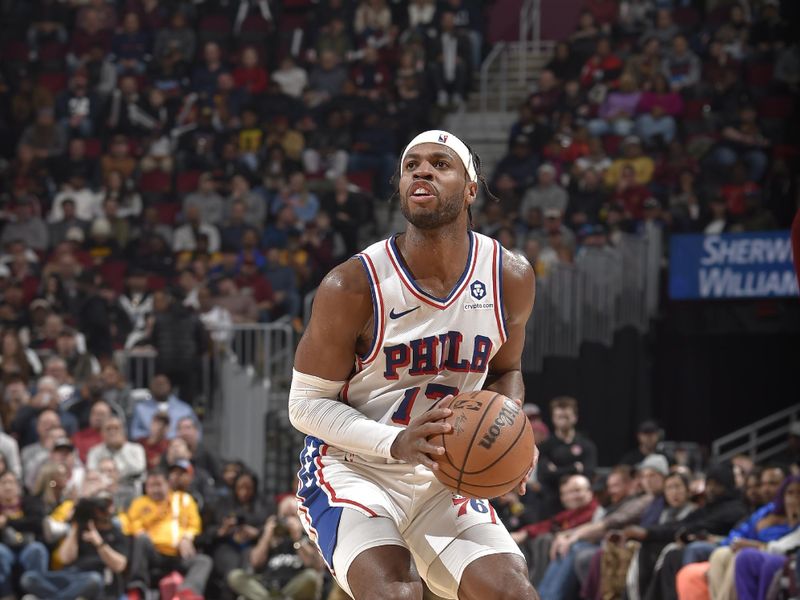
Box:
[170,459,194,474]
[53,437,74,451]
[638,420,660,434]
[637,453,669,477]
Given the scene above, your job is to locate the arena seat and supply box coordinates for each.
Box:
[176,170,202,194]
[154,202,180,226]
[139,170,172,194]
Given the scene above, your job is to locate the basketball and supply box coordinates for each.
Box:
[430,390,535,499]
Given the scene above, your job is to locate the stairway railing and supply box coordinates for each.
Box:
[711,404,800,463]
[479,42,508,114]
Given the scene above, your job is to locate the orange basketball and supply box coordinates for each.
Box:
[431,390,535,499]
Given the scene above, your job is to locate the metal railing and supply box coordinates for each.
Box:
[522,232,663,372]
[711,404,800,463]
[479,42,508,114]
[519,0,541,84]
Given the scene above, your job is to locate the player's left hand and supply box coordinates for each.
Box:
[510,397,539,495]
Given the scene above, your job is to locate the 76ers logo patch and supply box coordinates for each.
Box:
[452,496,491,517]
[470,280,486,300]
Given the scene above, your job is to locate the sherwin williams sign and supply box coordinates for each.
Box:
[669,231,799,299]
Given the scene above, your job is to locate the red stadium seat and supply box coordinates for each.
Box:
[139,170,172,194]
[98,260,128,293]
[176,170,202,194]
[2,40,29,63]
[147,274,167,291]
[37,72,67,94]
[240,14,271,33]
[746,63,774,89]
[347,170,375,193]
[199,14,231,33]
[155,202,180,226]
[672,7,700,29]
[758,96,795,119]
[602,135,622,157]
[84,138,103,159]
[683,98,712,120]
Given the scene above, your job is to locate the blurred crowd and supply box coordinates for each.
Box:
[505,397,800,600]
[0,0,797,599]
[483,0,798,278]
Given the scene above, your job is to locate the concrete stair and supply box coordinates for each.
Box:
[441,44,553,189]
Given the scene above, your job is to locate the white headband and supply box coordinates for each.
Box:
[400,130,477,183]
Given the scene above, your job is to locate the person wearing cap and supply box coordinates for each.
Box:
[290,129,538,599]
[520,163,569,216]
[523,403,550,444]
[620,419,664,466]
[124,469,211,600]
[45,433,86,499]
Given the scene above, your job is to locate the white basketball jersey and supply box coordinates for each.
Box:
[342,230,509,428]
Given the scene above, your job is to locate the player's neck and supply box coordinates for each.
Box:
[398,223,471,281]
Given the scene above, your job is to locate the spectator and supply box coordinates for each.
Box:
[271,56,308,99]
[227,495,323,600]
[32,460,70,515]
[213,275,259,324]
[619,419,663,466]
[429,10,472,107]
[604,135,655,187]
[636,73,683,145]
[129,374,199,441]
[0,471,49,598]
[175,416,219,482]
[537,396,599,519]
[308,50,348,105]
[135,408,170,470]
[234,46,269,96]
[587,72,642,138]
[0,199,49,252]
[708,103,770,182]
[125,469,211,599]
[641,8,680,49]
[662,33,701,93]
[183,172,224,226]
[227,174,266,228]
[87,415,146,493]
[520,164,569,215]
[547,42,582,82]
[18,106,67,160]
[523,403,550,444]
[202,469,270,584]
[0,428,21,479]
[173,204,221,254]
[152,10,196,65]
[71,398,111,462]
[538,465,643,600]
[112,12,151,75]
[644,463,749,600]
[580,37,623,89]
[26,492,128,599]
[354,0,392,40]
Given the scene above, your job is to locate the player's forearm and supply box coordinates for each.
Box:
[484,369,525,402]
[289,369,400,459]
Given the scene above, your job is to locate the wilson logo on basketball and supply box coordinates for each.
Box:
[478,399,521,450]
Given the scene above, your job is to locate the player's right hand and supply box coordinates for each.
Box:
[390,405,453,470]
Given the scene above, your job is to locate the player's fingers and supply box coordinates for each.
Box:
[414,407,452,424]
[433,394,455,410]
[416,452,439,471]
[512,397,523,407]
[418,421,452,437]
[417,440,446,456]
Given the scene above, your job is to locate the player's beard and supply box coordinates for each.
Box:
[399,187,464,230]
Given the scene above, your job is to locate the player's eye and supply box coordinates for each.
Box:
[405,161,416,170]
[434,161,449,168]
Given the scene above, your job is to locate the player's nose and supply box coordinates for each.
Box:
[412,162,434,179]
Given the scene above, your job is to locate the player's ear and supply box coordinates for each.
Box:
[465,181,478,205]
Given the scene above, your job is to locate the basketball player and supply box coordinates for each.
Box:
[289,130,538,599]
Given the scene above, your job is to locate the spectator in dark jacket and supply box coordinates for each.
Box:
[641,463,749,600]
[149,289,207,405]
[536,396,599,519]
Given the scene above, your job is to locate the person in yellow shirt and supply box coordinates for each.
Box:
[604,136,655,188]
[124,469,211,600]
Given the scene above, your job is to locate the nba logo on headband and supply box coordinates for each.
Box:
[401,130,477,183]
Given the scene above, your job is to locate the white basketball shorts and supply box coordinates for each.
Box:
[295,435,524,599]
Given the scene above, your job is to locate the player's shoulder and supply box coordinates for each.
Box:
[500,245,535,292]
[317,256,371,301]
